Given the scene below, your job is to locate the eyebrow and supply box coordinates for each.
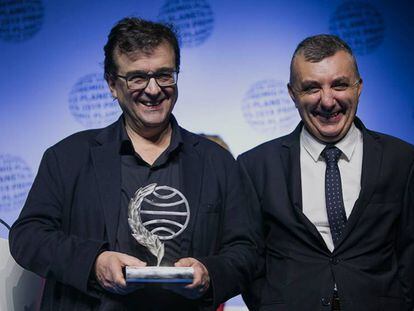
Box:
[331,76,351,83]
[299,80,320,89]
[299,76,352,88]
[123,67,176,76]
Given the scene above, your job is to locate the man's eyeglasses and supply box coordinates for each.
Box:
[115,71,178,90]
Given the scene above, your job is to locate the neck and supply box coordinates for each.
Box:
[124,118,173,165]
[126,120,171,143]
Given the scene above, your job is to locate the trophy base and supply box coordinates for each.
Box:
[125,266,194,283]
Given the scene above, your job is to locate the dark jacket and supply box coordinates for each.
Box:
[9,117,256,310]
[239,118,414,311]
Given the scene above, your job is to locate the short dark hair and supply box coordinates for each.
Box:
[104,17,180,78]
[289,34,359,84]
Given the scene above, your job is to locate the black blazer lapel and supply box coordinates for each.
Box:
[91,122,123,248]
[281,124,330,251]
[336,121,382,248]
[281,137,302,211]
[178,131,203,257]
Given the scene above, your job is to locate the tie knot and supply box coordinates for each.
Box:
[321,146,342,164]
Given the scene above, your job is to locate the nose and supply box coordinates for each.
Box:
[319,88,336,109]
[144,77,162,98]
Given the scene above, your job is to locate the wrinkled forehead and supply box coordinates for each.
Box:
[291,51,359,83]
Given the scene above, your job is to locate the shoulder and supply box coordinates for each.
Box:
[42,120,120,167]
[179,127,240,186]
[365,129,414,160]
[37,129,101,175]
[355,117,414,160]
[180,127,235,162]
[49,128,102,155]
[238,132,294,164]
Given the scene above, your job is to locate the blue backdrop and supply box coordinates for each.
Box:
[1,0,413,307]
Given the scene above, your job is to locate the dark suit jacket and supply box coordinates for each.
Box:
[238,118,414,311]
[9,117,256,310]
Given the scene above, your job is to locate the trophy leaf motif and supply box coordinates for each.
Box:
[128,183,165,267]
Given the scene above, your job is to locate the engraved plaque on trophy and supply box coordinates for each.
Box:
[125,183,193,283]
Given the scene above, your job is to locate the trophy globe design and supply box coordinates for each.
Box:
[126,183,193,283]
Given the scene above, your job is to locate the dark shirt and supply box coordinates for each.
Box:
[116,117,185,266]
[100,117,199,310]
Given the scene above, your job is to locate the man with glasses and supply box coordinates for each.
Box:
[239,35,414,310]
[10,18,255,310]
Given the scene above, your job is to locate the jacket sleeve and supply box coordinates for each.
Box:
[396,158,414,310]
[237,155,266,311]
[9,148,107,296]
[197,156,258,308]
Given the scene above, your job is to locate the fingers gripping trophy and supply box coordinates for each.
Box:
[125,183,193,283]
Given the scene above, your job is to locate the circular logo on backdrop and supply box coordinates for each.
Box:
[0,0,44,43]
[68,73,121,128]
[158,0,214,48]
[0,154,33,212]
[242,79,299,136]
[329,1,385,55]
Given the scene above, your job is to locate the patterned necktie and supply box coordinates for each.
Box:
[321,145,347,247]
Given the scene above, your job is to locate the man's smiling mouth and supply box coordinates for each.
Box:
[312,110,343,119]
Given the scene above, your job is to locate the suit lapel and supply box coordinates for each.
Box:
[281,124,328,250]
[178,131,203,257]
[335,121,382,248]
[281,135,302,211]
[91,122,122,248]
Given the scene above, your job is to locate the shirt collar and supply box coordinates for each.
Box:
[119,122,133,155]
[300,122,360,162]
[119,115,183,156]
[168,115,184,153]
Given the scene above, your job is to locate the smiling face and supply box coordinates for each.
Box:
[288,50,363,144]
[107,42,178,133]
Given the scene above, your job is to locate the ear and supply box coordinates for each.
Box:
[287,83,298,108]
[356,78,363,98]
[105,74,118,99]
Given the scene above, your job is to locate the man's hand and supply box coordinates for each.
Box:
[161,257,211,300]
[94,251,146,295]
[175,257,210,293]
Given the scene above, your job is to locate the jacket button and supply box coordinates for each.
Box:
[321,297,331,306]
[330,256,339,265]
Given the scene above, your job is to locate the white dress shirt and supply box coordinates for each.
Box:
[300,123,363,252]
